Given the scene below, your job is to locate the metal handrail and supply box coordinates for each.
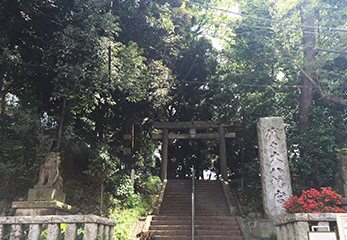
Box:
[191,165,195,240]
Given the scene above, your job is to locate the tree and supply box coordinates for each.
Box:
[0,0,186,202]
[215,0,347,190]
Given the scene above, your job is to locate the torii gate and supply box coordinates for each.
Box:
[152,121,236,180]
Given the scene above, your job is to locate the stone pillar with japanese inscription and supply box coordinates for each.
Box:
[257,117,292,219]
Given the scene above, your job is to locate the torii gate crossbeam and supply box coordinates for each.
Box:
[152,121,236,180]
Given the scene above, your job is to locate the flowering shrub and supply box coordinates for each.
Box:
[283,187,346,213]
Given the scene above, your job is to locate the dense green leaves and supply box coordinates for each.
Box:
[1,0,347,216]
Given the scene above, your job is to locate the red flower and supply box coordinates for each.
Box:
[283,187,346,214]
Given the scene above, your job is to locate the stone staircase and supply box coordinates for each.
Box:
[149,179,244,240]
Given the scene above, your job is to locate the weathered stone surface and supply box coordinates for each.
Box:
[335,148,347,197]
[28,224,41,240]
[308,213,337,221]
[143,215,153,232]
[257,117,292,219]
[28,188,66,202]
[34,152,63,190]
[98,224,105,240]
[65,223,77,240]
[17,215,52,224]
[84,223,98,240]
[0,215,116,225]
[0,224,3,240]
[0,216,17,224]
[153,180,167,215]
[12,200,75,216]
[294,221,309,240]
[316,222,330,231]
[47,224,60,240]
[104,225,110,240]
[51,215,81,224]
[245,218,276,239]
[0,215,117,240]
[109,226,115,240]
[335,183,347,199]
[10,224,23,240]
[275,214,340,240]
[221,181,236,215]
[280,225,289,240]
[274,213,339,225]
[131,169,135,187]
[276,226,283,240]
[287,223,295,239]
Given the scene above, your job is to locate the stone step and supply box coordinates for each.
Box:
[152,215,237,221]
[159,210,230,216]
[151,217,240,226]
[153,236,243,240]
[162,195,191,198]
[162,195,227,200]
[195,229,242,235]
[160,205,229,209]
[151,229,191,236]
[161,203,228,207]
[151,229,242,236]
[150,224,241,231]
[150,225,191,230]
[160,206,229,210]
[149,180,244,240]
[161,204,229,210]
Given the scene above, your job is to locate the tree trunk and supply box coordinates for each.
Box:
[298,2,315,132]
[0,64,6,114]
[56,78,70,151]
[299,2,320,187]
[56,97,66,151]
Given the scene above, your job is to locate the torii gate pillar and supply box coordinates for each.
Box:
[161,129,169,180]
[219,125,228,180]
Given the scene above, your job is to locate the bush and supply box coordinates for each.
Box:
[283,187,346,213]
[109,206,147,240]
[108,173,162,240]
[288,104,347,191]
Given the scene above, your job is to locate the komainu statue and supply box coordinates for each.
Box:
[34,152,63,190]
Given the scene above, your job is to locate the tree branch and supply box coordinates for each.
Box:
[281,22,347,107]
[282,52,347,107]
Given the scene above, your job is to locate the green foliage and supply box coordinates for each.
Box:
[84,147,120,179]
[108,175,161,240]
[135,175,161,196]
[0,108,42,200]
[56,224,84,240]
[110,208,141,240]
[39,224,84,240]
[1,2,347,235]
[288,103,347,191]
[115,179,140,208]
[108,174,161,209]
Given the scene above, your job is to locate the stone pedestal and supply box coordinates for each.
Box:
[28,188,66,202]
[12,188,74,216]
[12,200,75,216]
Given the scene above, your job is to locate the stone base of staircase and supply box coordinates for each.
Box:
[146,179,246,240]
[150,215,243,240]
